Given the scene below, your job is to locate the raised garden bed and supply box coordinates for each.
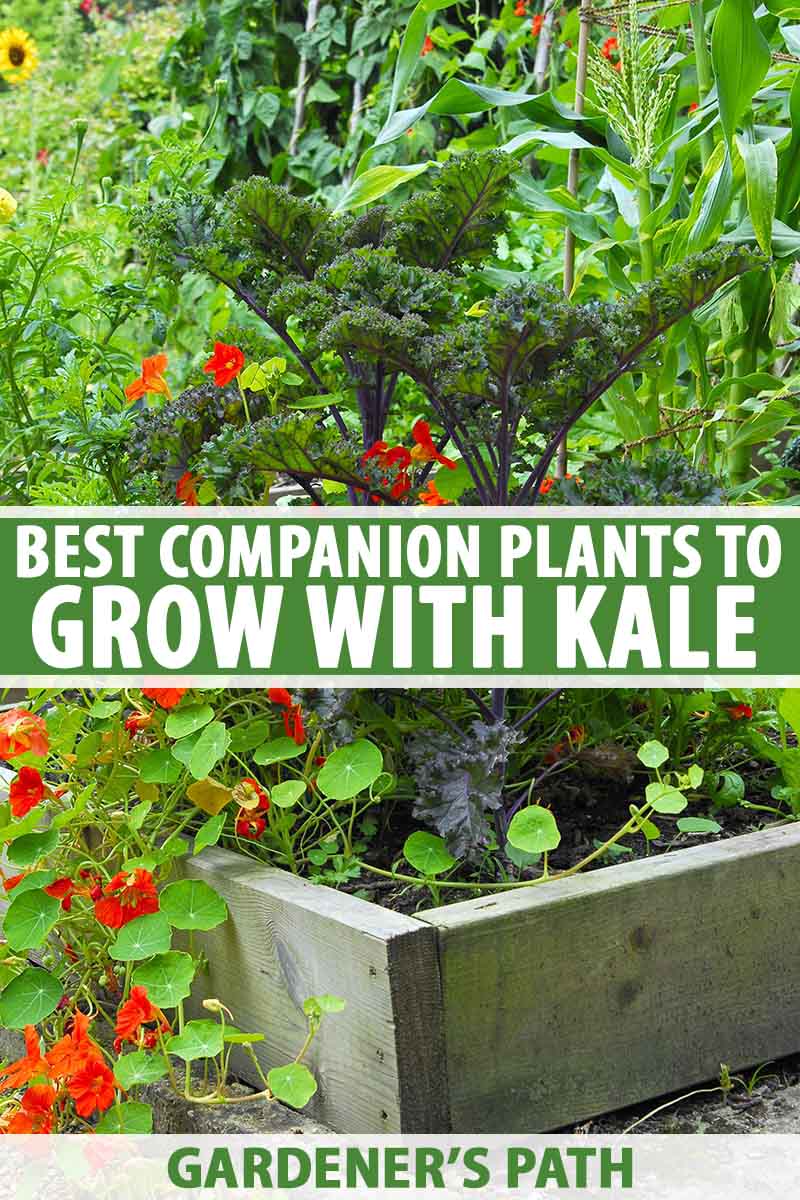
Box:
[180,822,800,1133]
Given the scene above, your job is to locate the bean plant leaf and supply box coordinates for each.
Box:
[267,1062,317,1109]
[0,967,63,1028]
[403,831,456,876]
[4,889,61,951]
[159,879,228,931]
[317,740,383,800]
[109,913,173,962]
[132,951,195,1008]
[507,806,561,854]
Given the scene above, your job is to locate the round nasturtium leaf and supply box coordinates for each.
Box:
[88,700,122,720]
[186,777,233,817]
[507,806,561,854]
[108,912,173,962]
[131,951,195,1009]
[96,1102,153,1134]
[165,704,215,741]
[165,1019,224,1062]
[194,813,227,855]
[316,740,383,801]
[138,748,183,785]
[303,994,346,1018]
[271,780,306,808]
[253,737,306,765]
[159,879,228,931]
[6,829,59,867]
[677,817,722,835]
[113,1051,169,1090]
[267,1062,317,1109]
[4,889,61,952]
[645,781,687,814]
[0,967,63,1028]
[637,740,669,769]
[189,722,231,781]
[403,831,456,876]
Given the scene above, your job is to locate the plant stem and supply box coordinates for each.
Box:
[689,1,714,167]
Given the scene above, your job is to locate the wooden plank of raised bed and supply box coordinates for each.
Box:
[418,823,800,1132]
[177,846,449,1134]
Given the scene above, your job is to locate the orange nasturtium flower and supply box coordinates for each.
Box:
[0,1026,49,1091]
[418,480,453,506]
[176,470,199,506]
[531,13,544,36]
[0,708,49,759]
[420,34,434,56]
[114,986,170,1052]
[45,1011,102,1082]
[94,868,159,929]
[203,341,245,387]
[125,353,171,403]
[4,1084,56,1133]
[67,1059,117,1118]
[141,687,187,709]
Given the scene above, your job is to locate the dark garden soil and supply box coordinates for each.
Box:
[349,750,785,915]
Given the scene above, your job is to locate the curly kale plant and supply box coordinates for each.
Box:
[139,148,763,505]
[546,451,724,507]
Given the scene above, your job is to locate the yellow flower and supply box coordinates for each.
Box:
[0,28,39,85]
[0,188,17,224]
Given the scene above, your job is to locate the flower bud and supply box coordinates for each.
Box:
[213,78,228,97]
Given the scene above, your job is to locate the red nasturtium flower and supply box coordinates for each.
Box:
[67,1060,117,1118]
[727,703,753,720]
[36,148,49,166]
[420,34,434,55]
[411,420,456,468]
[236,814,266,840]
[514,0,527,14]
[268,689,305,744]
[539,476,554,495]
[418,480,453,506]
[124,354,171,403]
[3,873,26,892]
[114,986,170,1052]
[688,101,699,113]
[141,687,187,709]
[0,1026,49,1091]
[531,12,544,35]
[176,470,199,506]
[124,709,153,734]
[601,35,619,63]
[8,765,45,818]
[0,708,49,759]
[233,778,270,812]
[4,1084,56,1134]
[94,868,159,929]
[203,341,245,387]
[44,876,76,912]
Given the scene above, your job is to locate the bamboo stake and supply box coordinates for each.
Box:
[557,0,592,478]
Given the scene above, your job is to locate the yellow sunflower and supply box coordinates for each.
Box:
[0,28,39,85]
